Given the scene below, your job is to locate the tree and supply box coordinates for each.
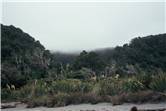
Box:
[72,50,106,73]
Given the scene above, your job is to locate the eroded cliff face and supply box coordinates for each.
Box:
[1,24,51,87]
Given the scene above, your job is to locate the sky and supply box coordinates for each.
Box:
[1,0,166,52]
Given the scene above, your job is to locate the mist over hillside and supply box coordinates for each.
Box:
[1,24,166,108]
[1,24,166,88]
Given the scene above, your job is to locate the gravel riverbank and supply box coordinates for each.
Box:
[1,102,166,111]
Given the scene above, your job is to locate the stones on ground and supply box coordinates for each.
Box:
[1,102,21,109]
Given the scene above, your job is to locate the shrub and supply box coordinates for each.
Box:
[77,92,102,104]
[92,83,100,95]
[27,95,53,108]
[67,68,92,80]
[136,73,152,88]
[98,78,123,96]
[27,93,70,108]
[62,92,102,105]
[122,78,145,92]
[32,80,49,96]
[53,93,70,107]
[14,79,51,101]
[1,88,21,101]
[51,79,80,93]
[1,89,12,100]
[122,90,166,103]
[50,79,93,93]
[149,73,166,92]
[27,92,102,107]
[80,82,93,93]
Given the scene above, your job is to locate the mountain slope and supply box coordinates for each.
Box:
[1,24,166,87]
[1,24,51,87]
[96,34,166,73]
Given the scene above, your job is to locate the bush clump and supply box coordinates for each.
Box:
[149,73,166,92]
[50,79,93,93]
[122,78,145,92]
[98,78,123,96]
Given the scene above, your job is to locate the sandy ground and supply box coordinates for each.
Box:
[1,102,166,111]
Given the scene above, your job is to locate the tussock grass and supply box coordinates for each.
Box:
[2,74,166,107]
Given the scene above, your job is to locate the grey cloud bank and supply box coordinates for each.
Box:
[2,2,165,52]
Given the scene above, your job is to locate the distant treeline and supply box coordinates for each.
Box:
[1,24,166,88]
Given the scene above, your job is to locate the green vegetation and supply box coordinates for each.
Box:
[122,78,145,92]
[2,74,166,107]
[149,73,166,92]
[1,24,51,88]
[1,24,166,107]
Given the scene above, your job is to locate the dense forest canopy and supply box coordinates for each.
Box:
[1,24,51,87]
[96,34,166,72]
[1,24,166,88]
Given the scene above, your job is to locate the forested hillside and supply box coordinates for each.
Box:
[1,24,166,106]
[96,34,166,74]
[52,34,166,76]
[1,24,51,87]
[1,24,166,87]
